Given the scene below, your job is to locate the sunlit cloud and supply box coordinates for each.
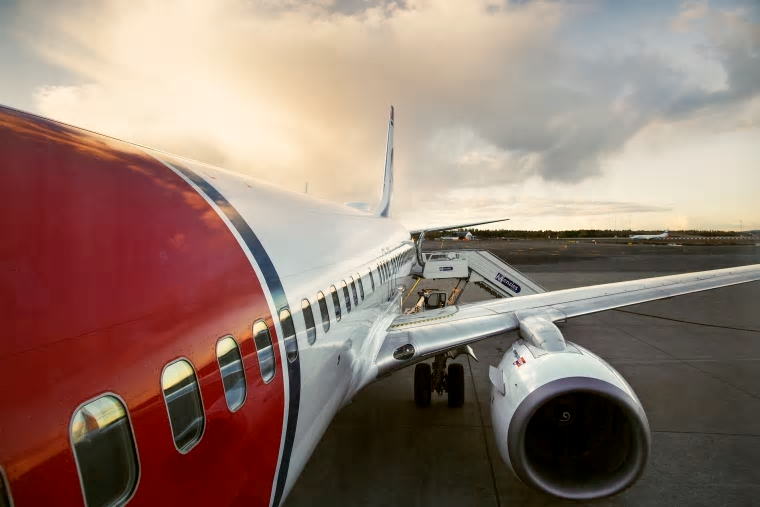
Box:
[399,189,672,231]
[5,0,760,229]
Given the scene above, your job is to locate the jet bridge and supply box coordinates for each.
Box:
[416,249,546,298]
[406,248,547,406]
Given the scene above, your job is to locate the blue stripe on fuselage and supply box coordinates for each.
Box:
[164,159,300,507]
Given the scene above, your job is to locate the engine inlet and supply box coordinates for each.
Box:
[507,377,650,500]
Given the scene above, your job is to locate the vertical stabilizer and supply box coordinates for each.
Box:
[374,106,394,217]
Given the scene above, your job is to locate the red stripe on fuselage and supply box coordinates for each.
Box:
[0,108,283,505]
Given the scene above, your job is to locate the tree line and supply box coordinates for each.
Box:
[423,229,745,239]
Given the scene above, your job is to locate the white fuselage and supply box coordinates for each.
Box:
[157,153,415,501]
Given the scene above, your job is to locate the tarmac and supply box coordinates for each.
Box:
[285,240,760,507]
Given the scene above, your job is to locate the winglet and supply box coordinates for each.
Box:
[374,106,394,217]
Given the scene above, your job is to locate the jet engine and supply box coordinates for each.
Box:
[489,315,650,500]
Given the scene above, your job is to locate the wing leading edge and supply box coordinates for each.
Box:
[374,263,760,378]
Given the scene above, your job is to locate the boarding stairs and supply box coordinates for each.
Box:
[414,250,546,298]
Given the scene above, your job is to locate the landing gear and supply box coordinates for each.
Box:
[414,354,468,408]
[414,363,432,407]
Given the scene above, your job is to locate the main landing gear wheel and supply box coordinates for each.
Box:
[414,363,432,407]
[447,363,465,408]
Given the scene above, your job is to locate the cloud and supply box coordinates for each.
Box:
[12,0,760,214]
[671,1,708,33]
[394,181,674,231]
[408,192,670,218]
[665,4,760,119]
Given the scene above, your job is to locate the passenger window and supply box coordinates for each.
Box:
[162,360,205,453]
[368,268,375,291]
[330,286,342,321]
[71,395,138,507]
[349,276,359,306]
[317,291,330,332]
[216,336,246,412]
[279,308,298,363]
[253,320,276,382]
[302,299,317,345]
[356,273,365,300]
[341,281,352,313]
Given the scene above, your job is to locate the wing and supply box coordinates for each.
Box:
[408,218,509,236]
[373,263,760,378]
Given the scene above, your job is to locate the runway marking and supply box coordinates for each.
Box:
[614,309,760,333]
[467,356,502,507]
[598,315,760,403]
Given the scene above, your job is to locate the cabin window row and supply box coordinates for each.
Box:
[65,319,282,507]
[307,250,410,335]
[325,269,370,325]
[6,249,414,507]
[376,245,412,285]
[63,246,412,506]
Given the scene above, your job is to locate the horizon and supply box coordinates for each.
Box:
[446,227,759,234]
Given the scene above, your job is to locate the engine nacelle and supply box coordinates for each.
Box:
[490,337,650,500]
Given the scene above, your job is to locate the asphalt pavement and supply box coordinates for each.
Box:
[285,240,760,507]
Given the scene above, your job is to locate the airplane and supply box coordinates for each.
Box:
[1,103,759,507]
[630,230,669,240]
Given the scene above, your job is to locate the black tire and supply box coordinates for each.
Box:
[447,363,465,408]
[414,363,432,407]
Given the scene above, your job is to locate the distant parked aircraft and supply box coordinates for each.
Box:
[630,230,669,240]
[441,231,473,241]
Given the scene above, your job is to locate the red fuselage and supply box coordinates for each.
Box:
[0,108,286,505]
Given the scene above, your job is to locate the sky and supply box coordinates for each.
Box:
[1,0,758,231]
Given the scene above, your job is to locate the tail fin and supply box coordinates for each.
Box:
[374,106,394,217]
